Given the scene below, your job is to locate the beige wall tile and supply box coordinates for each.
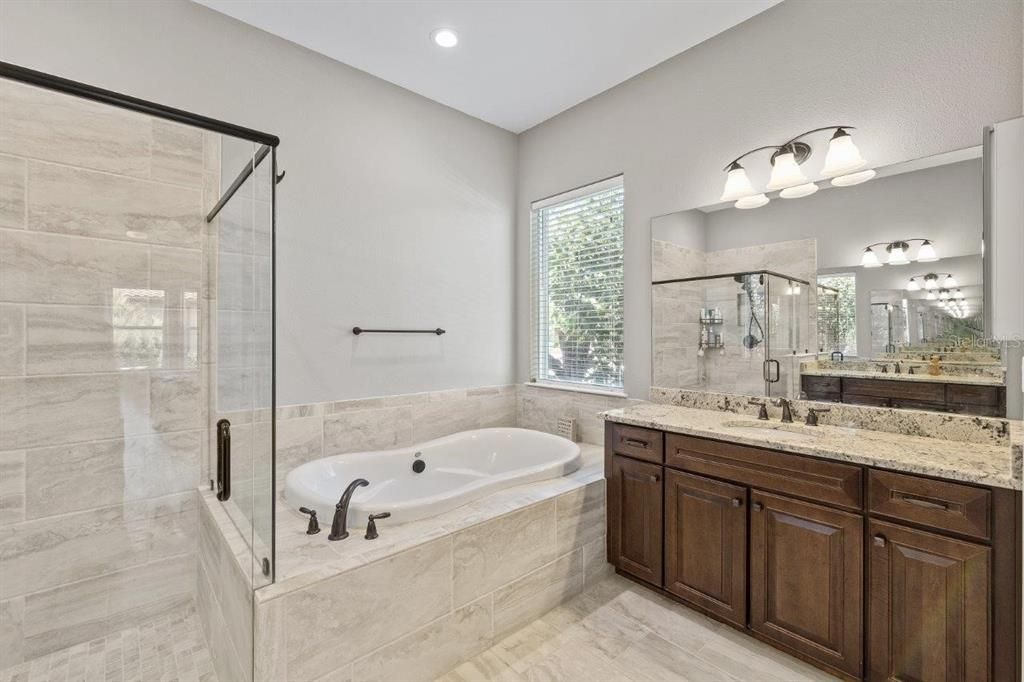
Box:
[0,304,25,376]
[150,245,203,303]
[24,431,201,518]
[151,120,204,186]
[22,554,194,659]
[322,406,413,455]
[253,595,286,682]
[582,536,612,586]
[284,537,453,681]
[275,415,323,478]
[492,550,584,637]
[0,451,25,526]
[0,372,150,449]
[0,155,26,229]
[27,162,202,247]
[150,370,204,431]
[554,480,605,556]
[352,597,493,682]
[217,252,255,311]
[452,500,557,607]
[197,556,251,682]
[411,398,479,442]
[24,304,117,374]
[0,80,151,178]
[0,491,196,599]
[0,596,25,669]
[0,230,149,305]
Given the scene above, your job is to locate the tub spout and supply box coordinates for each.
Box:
[329,478,369,541]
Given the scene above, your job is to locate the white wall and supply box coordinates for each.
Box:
[516,0,1023,397]
[0,0,518,405]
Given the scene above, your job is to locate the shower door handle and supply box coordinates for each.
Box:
[765,359,780,383]
[216,419,231,501]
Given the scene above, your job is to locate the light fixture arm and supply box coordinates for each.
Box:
[723,125,857,171]
[863,237,932,249]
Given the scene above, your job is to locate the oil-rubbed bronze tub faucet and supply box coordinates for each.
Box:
[329,478,369,541]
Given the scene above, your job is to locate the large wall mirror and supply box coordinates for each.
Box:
[651,145,1006,416]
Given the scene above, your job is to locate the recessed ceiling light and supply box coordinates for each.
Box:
[431,28,458,48]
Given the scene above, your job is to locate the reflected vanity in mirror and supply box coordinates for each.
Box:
[652,145,1007,416]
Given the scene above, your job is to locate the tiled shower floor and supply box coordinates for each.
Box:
[0,605,217,682]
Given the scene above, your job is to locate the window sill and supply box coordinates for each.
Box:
[523,381,628,399]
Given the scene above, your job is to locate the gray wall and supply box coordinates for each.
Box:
[516,0,1023,397]
[0,0,518,405]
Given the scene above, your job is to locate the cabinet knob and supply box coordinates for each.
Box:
[731,497,743,508]
[873,535,887,547]
[752,502,763,511]
[649,474,660,483]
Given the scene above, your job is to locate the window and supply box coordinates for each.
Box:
[531,176,625,392]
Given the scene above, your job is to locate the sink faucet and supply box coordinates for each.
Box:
[748,398,769,420]
[772,398,794,423]
[894,361,902,374]
[329,478,369,541]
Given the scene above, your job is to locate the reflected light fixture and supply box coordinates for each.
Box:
[720,162,756,202]
[861,239,939,268]
[942,274,958,288]
[831,169,877,187]
[926,291,937,300]
[955,289,965,299]
[917,240,939,262]
[821,128,867,177]
[780,182,819,199]
[735,193,769,209]
[906,278,920,291]
[886,241,910,265]
[861,247,882,268]
[431,28,459,47]
[939,289,950,300]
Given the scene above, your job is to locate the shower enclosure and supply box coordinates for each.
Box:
[652,270,810,398]
[0,62,276,681]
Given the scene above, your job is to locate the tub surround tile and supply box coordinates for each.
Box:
[322,406,414,456]
[0,230,149,306]
[0,452,25,527]
[582,536,612,586]
[452,500,558,607]
[0,305,24,377]
[492,550,584,637]
[351,597,493,682]
[284,537,454,681]
[0,597,24,670]
[198,554,249,682]
[27,162,203,248]
[150,120,205,186]
[554,480,605,556]
[151,245,204,303]
[275,415,325,481]
[151,370,204,432]
[0,157,25,230]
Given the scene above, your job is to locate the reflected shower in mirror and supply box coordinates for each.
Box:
[651,146,1006,415]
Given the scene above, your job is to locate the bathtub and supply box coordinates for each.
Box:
[284,427,583,526]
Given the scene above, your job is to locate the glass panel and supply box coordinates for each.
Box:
[765,273,810,398]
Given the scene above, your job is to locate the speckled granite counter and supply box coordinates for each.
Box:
[801,367,1005,387]
[602,402,1021,490]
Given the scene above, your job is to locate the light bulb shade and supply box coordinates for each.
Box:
[766,151,808,191]
[943,275,957,288]
[924,276,937,290]
[939,290,949,300]
[907,278,920,291]
[861,248,881,268]
[779,182,819,199]
[955,289,965,299]
[720,164,756,202]
[735,193,769,210]
[821,129,867,178]
[886,243,909,265]
[926,291,936,300]
[793,283,801,295]
[785,284,793,296]
[831,169,876,187]
[916,240,939,262]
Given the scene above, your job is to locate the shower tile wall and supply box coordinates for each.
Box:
[0,79,216,668]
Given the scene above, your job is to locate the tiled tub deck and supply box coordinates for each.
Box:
[199,445,608,682]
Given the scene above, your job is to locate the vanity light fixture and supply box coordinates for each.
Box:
[784,280,802,296]
[916,240,939,262]
[926,291,937,300]
[906,278,920,292]
[939,289,950,300]
[431,28,459,48]
[955,289,965,299]
[863,239,939,268]
[907,272,956,292]
[718,126,873,209]
[886,241,910,266]
[942,274,958,288]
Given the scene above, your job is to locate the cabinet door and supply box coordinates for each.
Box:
[750,490,863,678]
[868,520,991,682]
[664,470,747,626]
[607,455,663,585]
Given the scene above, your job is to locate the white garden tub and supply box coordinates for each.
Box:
[284,427,583,526]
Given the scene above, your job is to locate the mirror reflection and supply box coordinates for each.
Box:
[652,146,1006,416]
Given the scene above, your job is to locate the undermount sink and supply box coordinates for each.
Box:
[721,420,822,441]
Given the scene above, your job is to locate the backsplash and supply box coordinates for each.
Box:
[649,386,1011,447]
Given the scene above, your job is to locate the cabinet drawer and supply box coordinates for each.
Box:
[609,423,664,463]
[947,384,1002,407]
[843,393,891,407]
[843,377,944,402]
[665,433,862,510]
[868,469,991,541]
[802,375,841,395]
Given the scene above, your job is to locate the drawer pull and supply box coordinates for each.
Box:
[731,497,743,508]
[752,502,763,512]
[649,474,660,483]
[624,438,649,449]
[873,535,887,547]
[897,494,950,511]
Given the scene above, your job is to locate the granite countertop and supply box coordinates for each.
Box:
[801,367,1005,387]
[602,402,1020,489]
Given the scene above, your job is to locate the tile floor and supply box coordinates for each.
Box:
[0,605,217,682]
[438,574,839,682]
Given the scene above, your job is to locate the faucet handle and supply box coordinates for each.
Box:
[748,398,769,421]
[804,407,831,426]
[299,507,321,535]
[365,512,391,540]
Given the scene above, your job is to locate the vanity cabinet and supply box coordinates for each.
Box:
[801,375,1006,417]
[604,420,1021,682]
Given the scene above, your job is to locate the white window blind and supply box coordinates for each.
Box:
[531,176,625,392]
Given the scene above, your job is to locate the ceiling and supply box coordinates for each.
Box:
[193,0,779,133]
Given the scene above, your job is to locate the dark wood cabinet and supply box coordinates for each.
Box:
[664,470,747,626]
[801,375,1006,417]
[867,520,991,681]
[605,420,1020,682]
[607,454,663,585]
[749,490,863,679]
